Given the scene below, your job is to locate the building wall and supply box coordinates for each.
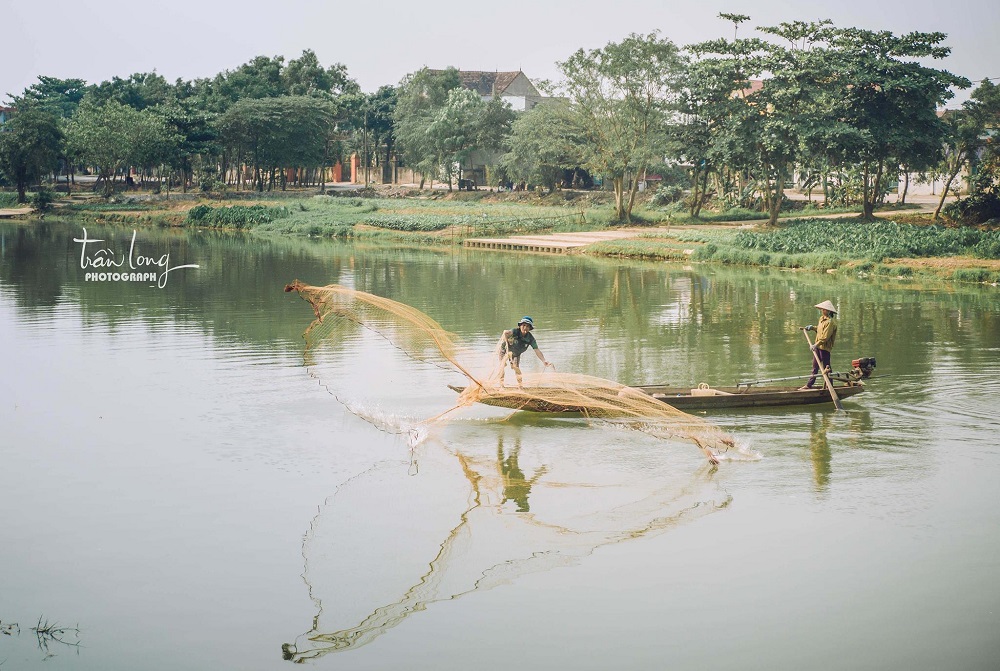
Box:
[898,171,969,197]
[503,73,540,98]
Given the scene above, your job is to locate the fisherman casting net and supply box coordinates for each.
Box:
[284,280,739,463]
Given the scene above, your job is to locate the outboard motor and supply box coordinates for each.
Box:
[850,357,877,379]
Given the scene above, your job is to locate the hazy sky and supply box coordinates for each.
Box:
[3,0,997,105]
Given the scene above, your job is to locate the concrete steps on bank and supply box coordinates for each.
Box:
[463,229,645,254]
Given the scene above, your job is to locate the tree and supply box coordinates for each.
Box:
[689,19,847,225]
[556,31,686,221]
[154,103,218,192]
[367,86,398,183]
[502,100,585,192]
[828,28,969,218]
[14,76,89,118]
[0,105,64,202]
[217,96,337,191]
[394,68,461,187]
[423,88,499,189]
[933,80,1000,218]
[89,71,174,110]
[282,49,358,97]
[65,99,173,196]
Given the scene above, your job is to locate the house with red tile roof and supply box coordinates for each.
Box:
[431,70,543,111]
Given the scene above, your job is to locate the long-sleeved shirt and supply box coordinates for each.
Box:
[815,314,837,352]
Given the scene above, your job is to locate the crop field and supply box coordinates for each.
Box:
[733,218,1000,260]
[184,196,599,240]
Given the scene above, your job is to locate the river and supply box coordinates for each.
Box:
[1,220,998,671]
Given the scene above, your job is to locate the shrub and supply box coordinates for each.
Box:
[184,204,291,229]
[971,235,1000,259]
[952,268,993,283]
[186,204,212,222]
[30,188,57,212]
[651,185,684,206]
[944,171,1000,225]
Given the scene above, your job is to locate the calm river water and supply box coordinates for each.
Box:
[1,220,998,671]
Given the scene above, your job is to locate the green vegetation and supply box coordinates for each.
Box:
[3,17,996,228]
[181,196,595,241]
[186,203,292,229]
[732,219,1000,260]
[584,217,1000,285]
[952,268,1000,284]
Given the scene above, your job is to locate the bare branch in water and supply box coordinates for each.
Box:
[31,616,81,653]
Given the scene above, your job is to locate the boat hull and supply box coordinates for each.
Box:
[448,383,865,412]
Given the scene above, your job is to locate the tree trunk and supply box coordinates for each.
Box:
[934,162,963,220]
[901,171,909,205]
[873,160,885,207]
[766,164,785,227]
[624,164,645,221]
[613,177,625,221]
[689,164,702,217]
[695,167,709,218]
[861,163,874,218]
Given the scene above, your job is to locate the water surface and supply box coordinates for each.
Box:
[1,221,998,670]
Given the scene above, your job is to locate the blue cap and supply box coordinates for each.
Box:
[517,316,534,329]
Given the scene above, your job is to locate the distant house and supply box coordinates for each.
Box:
[0,105,13,126]
[732,79,764,99]
[366,70,545,188]
[449,70,544,112]
[453,70,544,186]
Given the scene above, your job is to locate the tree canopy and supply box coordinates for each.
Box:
[556,31,687,221]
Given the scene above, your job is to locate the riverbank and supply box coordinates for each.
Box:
[12,185,999,286]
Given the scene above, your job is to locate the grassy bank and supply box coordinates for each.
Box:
[587,216,1000,285]
[24,187,1000,285]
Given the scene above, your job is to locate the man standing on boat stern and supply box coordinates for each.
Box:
[800,300,838,390]
[499,316,551,386]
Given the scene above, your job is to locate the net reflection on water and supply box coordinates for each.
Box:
[283,423,732,662]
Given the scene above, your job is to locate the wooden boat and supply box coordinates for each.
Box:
[447,381,865,412]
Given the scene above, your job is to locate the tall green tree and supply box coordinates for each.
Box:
[933,80,1000,218]
[423,88,496,189]
[217,96,337,191]
[828,27,969,218]
[0,105,64,202]
[502,100,585,192]
[90,71,174,110]
[281,49,358,97]
[14,76,89,118]
[65,99,173,196]
[153,103,218,192]
[394,67,461,187]
[556,31,686,221]
[367,86,398,183]
[689,18,845,225]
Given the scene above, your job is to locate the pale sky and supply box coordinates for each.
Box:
[2,0,997,106]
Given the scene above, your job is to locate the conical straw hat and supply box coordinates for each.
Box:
[814,300,837,314]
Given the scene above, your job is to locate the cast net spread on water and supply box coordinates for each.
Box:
[284,280,738,463]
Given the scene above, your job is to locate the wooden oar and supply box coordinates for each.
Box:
[802,328,844,411]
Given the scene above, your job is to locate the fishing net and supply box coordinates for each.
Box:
[282,430,732,662]
[284,280,737,463]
